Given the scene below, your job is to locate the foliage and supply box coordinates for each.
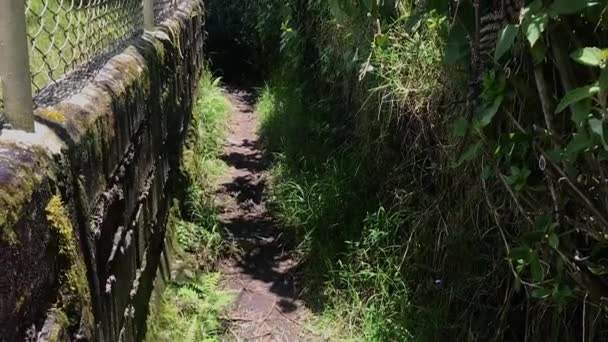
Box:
[175,73,231,266]
[210,0,608,339]
[146,274,231,342]
[147,73,233,340]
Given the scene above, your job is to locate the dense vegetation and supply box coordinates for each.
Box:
[204,0,608,340]
[147,74,232,342]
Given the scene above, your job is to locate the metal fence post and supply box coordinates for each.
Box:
[144,0,155,31]
[0,0,35,132]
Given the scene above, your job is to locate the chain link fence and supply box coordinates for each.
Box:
[155,0,179,23]
[26,0,144,91]
[0,0,181,129]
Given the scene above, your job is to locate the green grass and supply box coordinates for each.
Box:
[251,8,467,339]
[146,273,232,342]
[174,75,231,267]
[146,73,233,341]
[257,77,433,341]
[176,72,231,266]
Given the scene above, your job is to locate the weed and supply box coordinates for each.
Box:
[177,73,231,266]
[147,72,233,339]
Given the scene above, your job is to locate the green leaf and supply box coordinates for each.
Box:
[571,102,592,127]
[534,216,552,230]
[531,287,552,299]
[589,118,604,136]
[555,83,600,113]
[481,165,494,180]
[521,0,544,18]
[546,148,563,162]
[548,233,559,249]
[506,166,531,191]
[549,0,600,15]
[565,132,593,158]
[374,34,389,48]
[523,230,547,245]
[524,13,548,47]
[426,0,450,14]
[445,25,470,65]
[571,47,604,67]
[530,254,544,283]
[587,263,608,275]
[453,142,483,167]
[589,118,608,150]
[451,117,469,138]
[509,246,532,262]
[477,95,504,127]
[598,150,608,161]
[530,40,548,65]
[495,25,519,61]
[513,276,522,292]
[361,0,374,12]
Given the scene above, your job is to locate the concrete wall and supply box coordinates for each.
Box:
[0,1,204,340]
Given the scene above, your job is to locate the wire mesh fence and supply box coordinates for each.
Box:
[26,0,144,91]
[154,0,178,23]
[0,0,181,118]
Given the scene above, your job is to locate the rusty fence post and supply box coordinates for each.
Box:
[0,0,35,132]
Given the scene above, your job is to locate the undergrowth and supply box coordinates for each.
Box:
[250,2,460,339]
[146,73,232,341]
[210,0,608,339]
[258,74,445,340]
[146,273,231,342]
[177,74,231,267]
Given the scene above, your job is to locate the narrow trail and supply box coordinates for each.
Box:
[213,87,318,341]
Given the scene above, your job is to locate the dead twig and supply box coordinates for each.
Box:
[222,316,257,322]
[498,173,535,226]
[245,332,272,341]
[258,300,276,324]
[274,307,320,337]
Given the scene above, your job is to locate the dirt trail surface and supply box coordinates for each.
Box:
[215,88,319,341]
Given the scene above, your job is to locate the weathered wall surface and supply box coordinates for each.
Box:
[0,1,204,340]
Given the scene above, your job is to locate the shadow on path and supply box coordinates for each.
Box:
[214,87,317,341]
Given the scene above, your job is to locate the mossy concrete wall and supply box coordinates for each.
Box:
[0,1,204,340]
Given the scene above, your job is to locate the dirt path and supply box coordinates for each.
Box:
[214,87,318,341]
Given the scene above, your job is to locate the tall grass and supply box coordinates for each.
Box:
[258,74,434,340]
[146,73,232,341]
[251,3,479,341]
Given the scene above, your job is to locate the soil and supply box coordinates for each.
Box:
[214,87,320,341]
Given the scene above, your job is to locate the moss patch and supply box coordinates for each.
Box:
[48,310,69,342]
[0,145,50,246]
[45,195,94,336]
[40,109,67,123]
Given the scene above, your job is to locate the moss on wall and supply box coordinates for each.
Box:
[45,195,94,338]
[0,145,50,246]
